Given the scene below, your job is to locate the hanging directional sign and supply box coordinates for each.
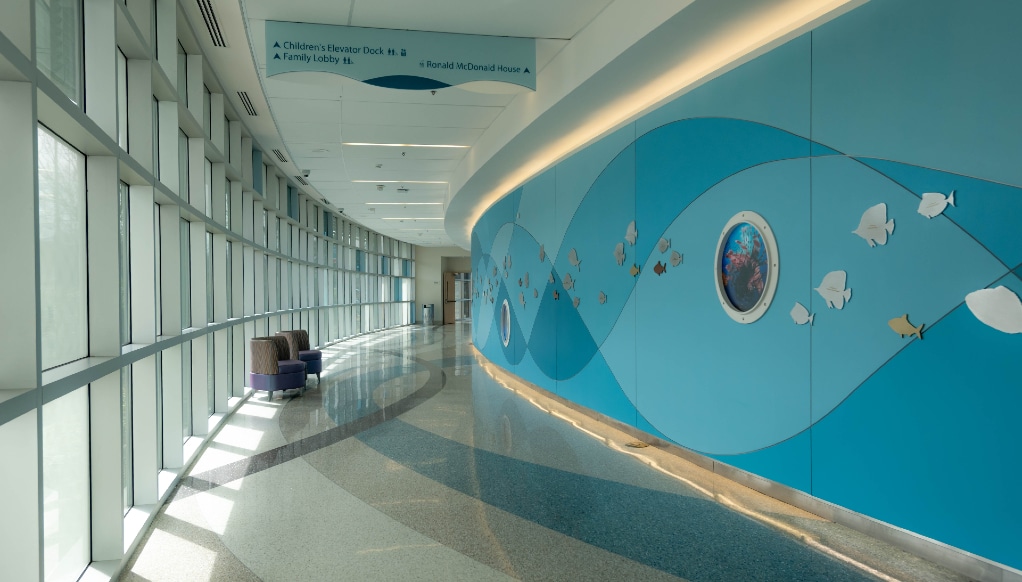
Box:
[265,21,536,91]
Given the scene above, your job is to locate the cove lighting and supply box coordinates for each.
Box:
[365,202,443,205]
[342,142,469,148]
[381,217,443,220]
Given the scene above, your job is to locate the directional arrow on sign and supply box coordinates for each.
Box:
[273,41,280,48]
[274,53,280,60]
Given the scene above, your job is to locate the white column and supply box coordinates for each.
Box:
[160,344,183,469]
[87,156,121,356]
[129,185,157,344]
[159,204,182,335]
[89,372,123,560]
[132,356,158,504]
[84,0,116,139]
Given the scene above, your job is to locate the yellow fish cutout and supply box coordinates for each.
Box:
[629,264,640,277]
[888,314,924,340]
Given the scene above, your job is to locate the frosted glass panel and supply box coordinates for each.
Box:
[43,387,90,582]
[36,0,82,103]
[38,126,88,370]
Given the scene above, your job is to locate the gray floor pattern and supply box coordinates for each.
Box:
[120,323,970,582]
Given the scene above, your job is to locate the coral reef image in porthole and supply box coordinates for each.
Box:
[500,299,511,347]
[714,211,779,324]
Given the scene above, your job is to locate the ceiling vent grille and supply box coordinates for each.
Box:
[196,0,228,47]
[237,91,257,116]
[294,175,309,186]
[272,148,287,163]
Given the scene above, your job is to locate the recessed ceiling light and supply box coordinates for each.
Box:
[352,180,448,184]
[342,142,469,148]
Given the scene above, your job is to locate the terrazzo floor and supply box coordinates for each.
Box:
[120,323,970,582]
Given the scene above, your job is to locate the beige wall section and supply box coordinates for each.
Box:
[414,246,471,321]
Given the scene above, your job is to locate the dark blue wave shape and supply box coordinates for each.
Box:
[363,75,451,90]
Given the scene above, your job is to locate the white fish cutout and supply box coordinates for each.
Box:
[549,272,555,283]
[598,291,607,305]
[519,292,526,308]
[508,255,512,268]
[625,221,638,245]
[533,288,538,298]
[568,248,582,271]
[815,270,852,309]
[613,242,626,266]
[539,245,545,262]
[572,296,580,309]
[790,302,814,325]
[852,203,895,247]
[965,286,1022,333]
[562,273,575,291]
[523,272,530,287]
[658,237,671,253]
[669,251,683,267]
[918,190,955,219]
[492,266,497,276]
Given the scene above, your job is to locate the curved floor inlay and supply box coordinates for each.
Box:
[121,323,969,582]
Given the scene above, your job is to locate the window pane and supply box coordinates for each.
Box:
[38,125,88,370]
[117,49,128,150]
[152,96,160,178]
[43,387,90,581]
[178,130,188,202]
[36,0,82,103]
[180,219,191,328]
[121,366,133,513]
[119,181,132,344]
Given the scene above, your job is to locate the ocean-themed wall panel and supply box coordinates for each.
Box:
[471,0,1022,569]
[810,0,1022,188]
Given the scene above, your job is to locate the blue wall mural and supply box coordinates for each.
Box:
[471,0,1022,570]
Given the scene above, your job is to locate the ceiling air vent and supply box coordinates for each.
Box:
[272,148,287,163]
[294,175,309,186]
[196,0,228,47]
[237,91,257,116]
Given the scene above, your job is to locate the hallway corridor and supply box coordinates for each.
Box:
[120,324,965,582]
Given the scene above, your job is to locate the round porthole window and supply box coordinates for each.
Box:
[500,299,511,347]
[714,211,779,324]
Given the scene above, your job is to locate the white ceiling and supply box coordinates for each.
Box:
[185,0,863,248]
[237,0,612,246]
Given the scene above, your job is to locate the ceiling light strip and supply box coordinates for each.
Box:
[341,142,469,148]
[381,217,443,220]
[351,180,448,184]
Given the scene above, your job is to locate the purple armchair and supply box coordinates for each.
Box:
[248,336,306,401]
[276,330,323,381]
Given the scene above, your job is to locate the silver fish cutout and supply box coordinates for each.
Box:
[625,220,638,245]
[790,302,814,325]
[523,272,530,287]
[815,270,852,309]
[658,237,671,253]
[669,250,683,267]
[613,242,626,266]
[852,203,894,247]
[549,272,555,283]
[562,273,575,291]
[918,190,955,219]
[533,288,538,298]
[598,291,607,305]
[519,292,526,308]
[539,244,545,262]
[568,248,582,271]
[572,296,580,308]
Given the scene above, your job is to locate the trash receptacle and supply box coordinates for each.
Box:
[422,304,434,326]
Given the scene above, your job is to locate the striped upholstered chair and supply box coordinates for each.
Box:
[249,336,306,401]
[276,330,323,382]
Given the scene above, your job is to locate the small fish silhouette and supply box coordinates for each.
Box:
[653,261,667,276]
[918,190,954,219]
[533,288,538,298]
[503,256,507,269]
[888,314,924,339]
[549,272,555,283]
[613,242,626,266]
[572,296,580,308]
[568,248,582,271]
[518,278,522,287]
[539,245,545,262]
[504,270,508,278]
[658,237,671,253]
[965,286,1022,334]
[625,221,638,245]
[630,264,640,277]
[524,273,529,287]
[519,292,526,308]
[598,291,607,304]
[669,250,683,267]
[853,202,895,247]
[492,266,497,276]
[790,302,814,325]
[553,290,560,300]
[815,271,852,309]
[562,273,575,291]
